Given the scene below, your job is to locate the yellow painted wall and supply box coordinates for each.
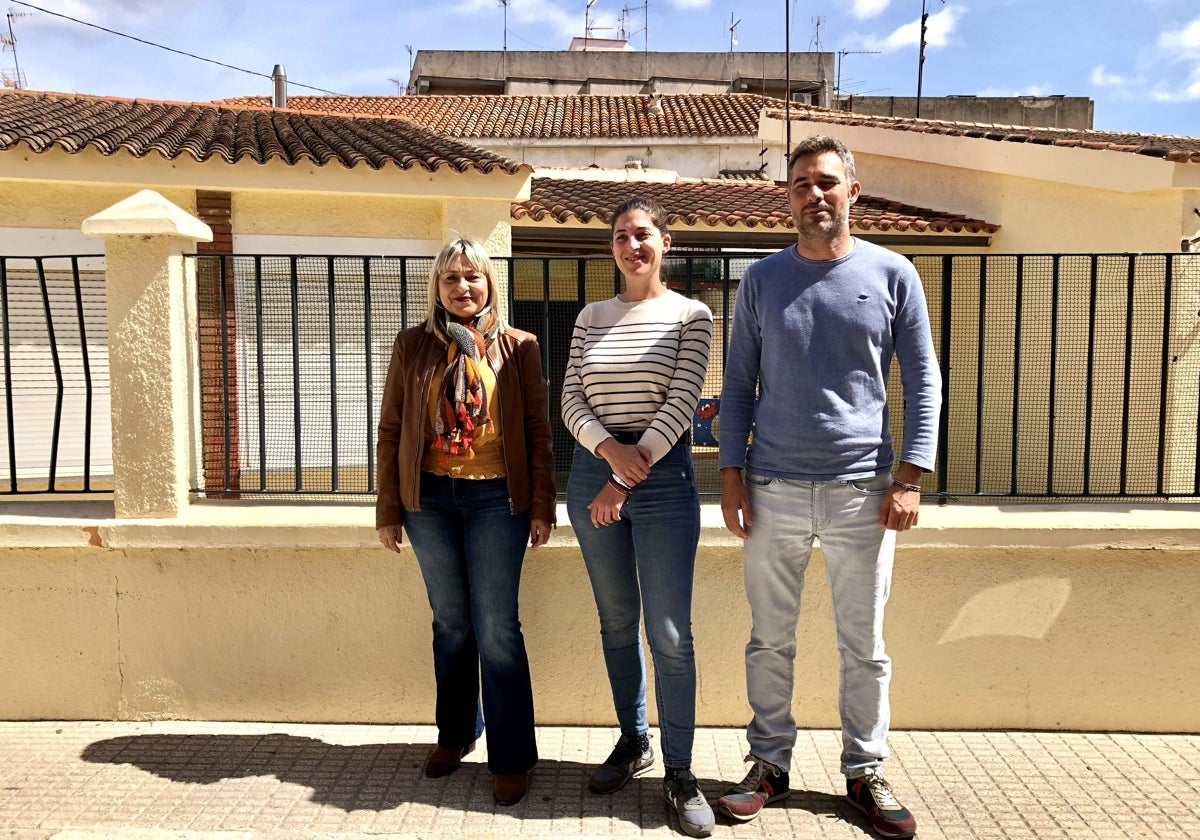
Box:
[2,513,1198,732]
[232,192,441,240]
[857,154,1182,254]
[0,180,196,228]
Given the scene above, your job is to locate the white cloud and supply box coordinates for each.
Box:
[1090,65,1128,87]
[665,0,713,9]
[1148,70,1200,103]
[851,0,890,20]
[1158,15,1200,60]
[862,5,963,53]
[1145,15,1200,102]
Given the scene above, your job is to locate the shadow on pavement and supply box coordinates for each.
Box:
[80,732,875,835]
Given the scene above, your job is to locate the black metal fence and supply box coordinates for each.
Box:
[2,251,1195,500]
[193,251,1200,502]
[0,255,110,494]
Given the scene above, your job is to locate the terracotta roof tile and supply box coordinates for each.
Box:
[513,177,999,235]
[0,90,526,174]
[768,103,1200,163]
[216,94,766,139]
[220,93,1200,161]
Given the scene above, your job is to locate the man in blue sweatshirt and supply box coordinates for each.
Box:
[715,135,941,839]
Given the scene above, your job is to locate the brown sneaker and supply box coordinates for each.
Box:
[423,741,476,778]
[716,755,790,823]
[845,771,917,838]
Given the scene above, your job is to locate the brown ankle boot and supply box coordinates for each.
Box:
[423,741,475,778]
[493,772,529,805]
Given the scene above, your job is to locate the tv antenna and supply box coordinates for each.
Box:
[836,49,881,99]
[583,0,611,50]
[1,9,32,90]
[728,13,740,53]
[810,16,825,52]
[619,1,648,50]
[388,77,403,95]
[499,0,510,51]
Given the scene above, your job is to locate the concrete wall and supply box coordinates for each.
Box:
[843,95,1094,129]
[2,505,1198,731]
[411,51,834,98]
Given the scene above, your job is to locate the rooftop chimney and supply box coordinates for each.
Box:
[271,65,287,108]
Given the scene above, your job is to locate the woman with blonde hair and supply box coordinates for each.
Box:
[376,238,555,806]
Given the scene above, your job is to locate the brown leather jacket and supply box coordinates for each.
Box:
[375,324,557,529]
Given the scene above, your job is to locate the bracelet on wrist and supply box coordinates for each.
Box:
[892,479,922,493]
[607,476,633,497]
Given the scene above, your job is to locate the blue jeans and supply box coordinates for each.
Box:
[566,438,700,769]
[742,471,896,776]
[403,473,538,775]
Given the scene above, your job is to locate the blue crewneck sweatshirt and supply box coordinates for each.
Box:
[718,239,941,481]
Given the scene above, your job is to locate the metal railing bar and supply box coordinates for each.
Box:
[0,258,17,492]
[1046,255,1060,495]
[364,257,375,494]
[1155,257,1172,495]
[1082,255,1099,495]
[973,256,987,495]
[219,255,233,490]
[1010,255,1024,495]
[254,256,266,492]
[326,258,339,492]
[1119,258,1136,494]
[71,256,94,492]
[36,258,63,492]
[290,256,302,491]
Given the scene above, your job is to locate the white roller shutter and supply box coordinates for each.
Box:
[0,258,112,491]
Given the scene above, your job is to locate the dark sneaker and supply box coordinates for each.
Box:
[846,771,917,838]
[663,767,715,838]
[589,732,654,793]
[716,755,791,822]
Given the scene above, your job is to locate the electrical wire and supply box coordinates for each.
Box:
[10,0,348,96]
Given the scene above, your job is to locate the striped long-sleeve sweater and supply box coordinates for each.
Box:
[561,290,713,465]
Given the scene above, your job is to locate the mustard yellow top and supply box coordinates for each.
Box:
[422,357,506,478]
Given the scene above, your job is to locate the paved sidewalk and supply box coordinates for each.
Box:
[1,722,1197,839]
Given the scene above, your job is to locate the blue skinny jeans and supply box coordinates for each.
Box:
[566,437,700,769]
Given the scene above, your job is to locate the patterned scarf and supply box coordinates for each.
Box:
[430,306,499,462]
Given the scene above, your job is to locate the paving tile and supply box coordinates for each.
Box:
[0,723,1197,838]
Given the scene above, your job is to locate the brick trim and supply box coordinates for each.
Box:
[195,190,240,496]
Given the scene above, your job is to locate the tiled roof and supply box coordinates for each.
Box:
[771,104,1200,163]
[513,177,999,234]
[220,93,1200,162]
[0,90,526,173]
[215,94,765,139]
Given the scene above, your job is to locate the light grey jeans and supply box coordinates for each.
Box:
[742,471,896,776]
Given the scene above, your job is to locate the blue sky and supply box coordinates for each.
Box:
[4,0,1198,136]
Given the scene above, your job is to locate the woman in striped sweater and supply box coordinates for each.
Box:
[562,196,715,838]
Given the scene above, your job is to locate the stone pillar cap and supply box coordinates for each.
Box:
[82,189,213,242]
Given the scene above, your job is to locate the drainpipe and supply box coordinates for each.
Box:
[272,65,287,108]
